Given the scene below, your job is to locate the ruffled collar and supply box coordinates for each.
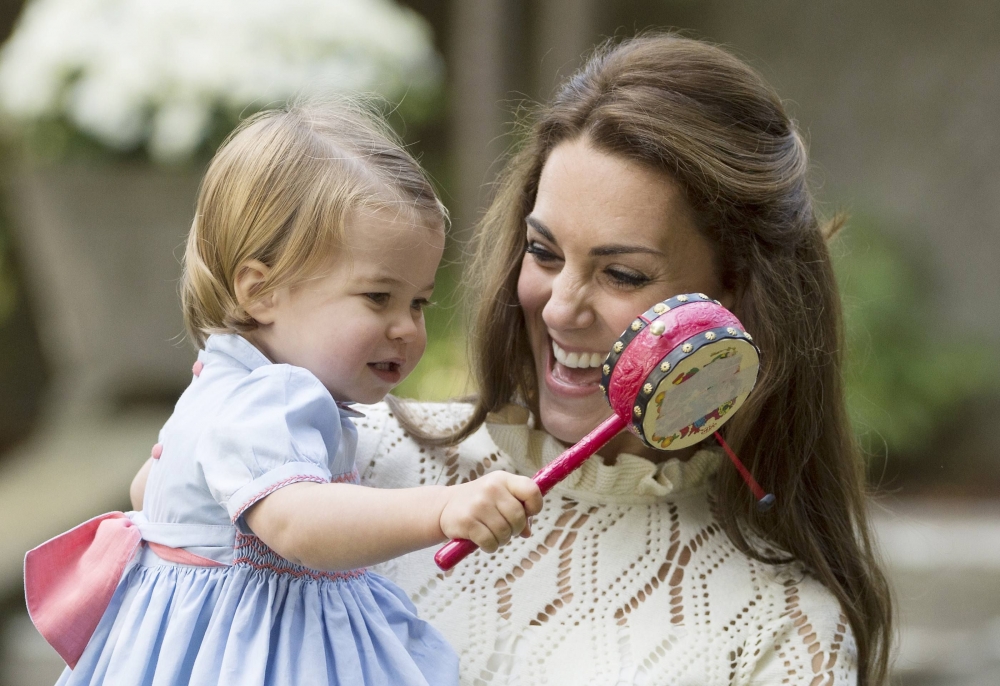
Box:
[485,405,720,504]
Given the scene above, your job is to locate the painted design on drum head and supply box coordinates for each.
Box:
[669,346,739,386]
[642,340,759,450]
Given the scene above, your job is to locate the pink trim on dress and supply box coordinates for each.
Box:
[331,468,360,484]
[230,475,329,523]
[233,533,366,582]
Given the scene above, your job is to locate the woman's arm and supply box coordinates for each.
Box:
[744,576,858,684]
[130,458,153,510]
[244,471,543,571]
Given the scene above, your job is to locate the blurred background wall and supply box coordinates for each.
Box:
[0,1,998,684]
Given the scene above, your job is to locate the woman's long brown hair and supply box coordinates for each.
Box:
[398,33,892,684]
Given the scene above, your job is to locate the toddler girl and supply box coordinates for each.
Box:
[24,101,543,685]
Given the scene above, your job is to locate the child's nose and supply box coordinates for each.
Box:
[388,312,421,342]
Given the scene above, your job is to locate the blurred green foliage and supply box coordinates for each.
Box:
[834,218,999,456]
[0,216,16,325]
[392,260,471,401]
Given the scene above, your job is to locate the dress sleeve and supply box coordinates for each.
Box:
[195,365,346,531]
[744,573,859,685]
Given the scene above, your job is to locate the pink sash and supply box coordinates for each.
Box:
[24,512,222,668]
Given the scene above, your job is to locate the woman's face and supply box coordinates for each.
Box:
[517,136,729,449]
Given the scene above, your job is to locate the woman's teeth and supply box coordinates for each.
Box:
[370,362,400,371]
[551,341,605,369]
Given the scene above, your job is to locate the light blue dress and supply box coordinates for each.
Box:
[56,334,458,686]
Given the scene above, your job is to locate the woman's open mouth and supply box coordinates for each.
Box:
[545,339,604,394]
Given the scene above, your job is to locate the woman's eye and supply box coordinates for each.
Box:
[525,241,559,263]
[605,268,651,288]
[365,292,390,306]
[411,298,432,312]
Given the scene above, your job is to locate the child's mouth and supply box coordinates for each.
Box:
[368,361,402,384]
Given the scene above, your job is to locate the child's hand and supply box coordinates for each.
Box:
[439,472,543,553]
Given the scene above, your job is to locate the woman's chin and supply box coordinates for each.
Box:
[537,395,612,445]
[535,351,613,442]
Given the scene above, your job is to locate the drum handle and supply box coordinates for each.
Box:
[434,413,628,571]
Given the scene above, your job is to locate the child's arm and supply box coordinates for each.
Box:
[244,472,543,572]
[130,458,153,510]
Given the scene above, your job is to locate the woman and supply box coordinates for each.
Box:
[358,33,892,685]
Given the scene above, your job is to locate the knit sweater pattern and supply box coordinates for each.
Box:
[355,401,857,686]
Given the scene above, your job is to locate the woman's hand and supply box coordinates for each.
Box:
[438,472,543,553]
[130,457,153,510]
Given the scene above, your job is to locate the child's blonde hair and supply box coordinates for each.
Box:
[181,99,447,347]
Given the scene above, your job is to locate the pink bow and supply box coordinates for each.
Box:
[24,512,222,668]
[25,513,141,668]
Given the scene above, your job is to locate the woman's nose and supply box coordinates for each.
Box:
[542,270,594,331]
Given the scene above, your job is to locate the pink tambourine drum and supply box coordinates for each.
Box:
[434,293,763,571]
[600,292,760,450]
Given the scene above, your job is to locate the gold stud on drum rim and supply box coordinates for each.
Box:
[633,405,643,417]
[682,343,693,353]
[677,295,689,302]
[613,341,624,353]
[653,303,667,314]
[643,383,653,395]
[727,327,737,335]
[602,364,610,375]
[660,361,671,372]
[698,293,709,299]
[705,332,716,341]
[630,320,642,331]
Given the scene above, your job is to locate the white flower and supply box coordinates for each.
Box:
[0,0,441,161]
[149,99,211,163]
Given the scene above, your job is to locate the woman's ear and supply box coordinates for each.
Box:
[234,260,276,325]
[719,289,737,312]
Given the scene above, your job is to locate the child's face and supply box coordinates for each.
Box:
[252,207,445,404]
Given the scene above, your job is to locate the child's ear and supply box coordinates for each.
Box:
[234,260,276,325]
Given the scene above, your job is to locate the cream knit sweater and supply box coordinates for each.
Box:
[356,401,857,686]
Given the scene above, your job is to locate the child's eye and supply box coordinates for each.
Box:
[365,292,390,306]
[605,268,651,289]
[411,298,432,312]
[525,241,559,263]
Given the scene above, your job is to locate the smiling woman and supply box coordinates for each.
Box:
[365,32,893,686]
[518,138,726,462]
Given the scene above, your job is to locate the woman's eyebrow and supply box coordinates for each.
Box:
[526,215,663,257]
[526,215,556,243]
[589,244,663,257]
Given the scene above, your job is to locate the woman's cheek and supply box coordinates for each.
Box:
[516,256,550,323]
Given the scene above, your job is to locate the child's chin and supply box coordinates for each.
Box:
[354,388,391,405]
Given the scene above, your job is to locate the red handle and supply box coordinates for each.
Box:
[433,538,480,571]
[434,413,627,571]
